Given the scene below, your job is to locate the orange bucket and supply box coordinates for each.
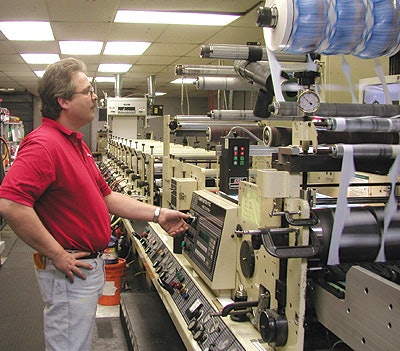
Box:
[98,258,126,306]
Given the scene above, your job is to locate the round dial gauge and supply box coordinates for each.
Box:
[297,90,320,114]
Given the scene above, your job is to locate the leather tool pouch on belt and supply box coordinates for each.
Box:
[33,252,46,270]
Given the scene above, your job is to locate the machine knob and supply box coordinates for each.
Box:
[155,266,163,274]
[259,309,288,347]
[188,319,199,332]
[139,238,148,247]
[131,174,140,181]
[193,327,206,343]
[159,271,168,280]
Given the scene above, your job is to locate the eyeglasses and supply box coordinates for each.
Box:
[73,86,96,99]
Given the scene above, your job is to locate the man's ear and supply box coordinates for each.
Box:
[57,96,70,110]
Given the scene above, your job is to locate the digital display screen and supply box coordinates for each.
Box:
[198,230,210,244]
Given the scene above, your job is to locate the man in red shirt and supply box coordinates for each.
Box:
[0,57,189,351]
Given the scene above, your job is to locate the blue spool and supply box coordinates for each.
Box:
[279,0,400,59]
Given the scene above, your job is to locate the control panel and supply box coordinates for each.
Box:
[183,190,238,290]
[107,97,147,117]
[131,222,248,351]
[219,137,250,195]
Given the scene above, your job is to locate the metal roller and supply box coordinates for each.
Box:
[195,76,258,91]
[170,122,209,137]
[326,117,400,133]
[209,110,260,121]
[175,64,237,77]
[174,115,211,121]
[169,116,212,132]
[200,44,308,62]
[171,121,258,139]
[263,126,292,146]
[271,101,400,117]
[206,125,263,143]
[330,144,400,158]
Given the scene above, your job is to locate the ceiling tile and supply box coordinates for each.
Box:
[0,0,49,20]
[47,0,118,22]
[52,22,111,41]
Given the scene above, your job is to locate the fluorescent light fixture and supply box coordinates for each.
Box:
[0,88,15,92]
[60,41,103,55]
[98,64,132,73]
[171,78,196,84]
[0,21,54,40]
[115,10,239,26]
[21,54,60,64]
[34,70,45,78]
[104,42,151,55]
[155,92,166,96]
[92,77,116,83]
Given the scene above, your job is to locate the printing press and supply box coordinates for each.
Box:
[96,0,400,349]
[97,77,400,351]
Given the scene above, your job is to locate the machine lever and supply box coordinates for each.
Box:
[218,300,259,317]
[261,229,320,258]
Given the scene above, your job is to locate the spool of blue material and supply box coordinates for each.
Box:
[263,0,400,58]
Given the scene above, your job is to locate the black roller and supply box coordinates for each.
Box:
[311,206,382,264]
[372,207,400,261]
[263,126,399,146]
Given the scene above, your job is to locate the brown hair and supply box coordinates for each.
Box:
[37,58,88,120]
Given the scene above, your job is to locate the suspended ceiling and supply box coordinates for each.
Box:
[0,0,265,99]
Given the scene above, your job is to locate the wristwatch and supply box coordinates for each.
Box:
[153,206,161,223]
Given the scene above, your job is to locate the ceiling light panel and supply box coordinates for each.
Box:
[93,77,116,83]
[98,64,132,73]
[104,42,151,55]
[60,41,103,55]
[21,54,60,64]
[115,10,240,26]
[0,21,54,41]
[34,70,45,78]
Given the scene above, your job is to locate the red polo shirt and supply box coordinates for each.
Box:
[0,118,112,252]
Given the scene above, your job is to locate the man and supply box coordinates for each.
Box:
[0,57,189,351]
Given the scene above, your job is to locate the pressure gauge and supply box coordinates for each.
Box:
[297,89,320,114]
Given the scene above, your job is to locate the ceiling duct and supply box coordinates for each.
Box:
[114,74,123,97]
[147,75,156,109]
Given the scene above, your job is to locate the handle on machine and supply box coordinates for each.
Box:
[261,228,320,259]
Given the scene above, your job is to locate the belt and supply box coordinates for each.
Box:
[66,250,104,259]
[79,251,103,259]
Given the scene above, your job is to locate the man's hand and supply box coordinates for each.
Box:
[157,208,190,237]
[51,251,93,283]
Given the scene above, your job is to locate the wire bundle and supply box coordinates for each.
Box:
[264,0,400,58]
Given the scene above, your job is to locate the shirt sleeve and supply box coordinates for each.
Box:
[96,165,112,197]
[0,140,56,207]
[82,142,111,197]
